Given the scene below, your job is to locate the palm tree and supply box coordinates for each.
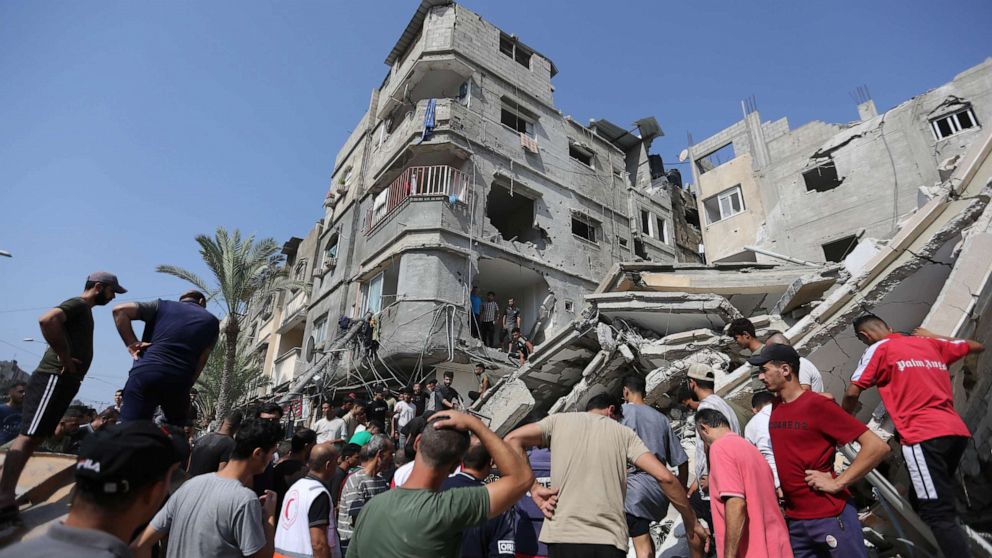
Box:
[194,333,270,422]
[158,228,283,420]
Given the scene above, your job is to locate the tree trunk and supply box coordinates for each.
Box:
[216,316,240,421]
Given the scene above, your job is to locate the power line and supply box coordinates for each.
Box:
[0,338,43,358]
[0,292,185,314]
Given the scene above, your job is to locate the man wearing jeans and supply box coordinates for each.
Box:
[843,315,985,557]
[752,343,890,558]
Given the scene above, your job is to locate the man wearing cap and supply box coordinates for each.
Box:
[134,418,283,558]
[685,362,741,543]
[0,272,126,531]
[112,290,219,425]
[0,421,186,558]
[751,343,889,558]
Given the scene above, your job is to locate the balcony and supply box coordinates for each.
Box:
[278,292,308,333]
[272,347,301,386]
[363,164,471,234]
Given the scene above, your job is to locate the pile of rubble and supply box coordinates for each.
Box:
[475,131,992,555]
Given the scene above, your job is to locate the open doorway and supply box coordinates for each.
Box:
[475,258,552,344]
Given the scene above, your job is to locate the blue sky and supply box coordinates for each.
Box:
[1,0,989,407]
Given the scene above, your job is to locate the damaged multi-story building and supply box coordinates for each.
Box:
[475,59,992,554]
[243,0,698,415]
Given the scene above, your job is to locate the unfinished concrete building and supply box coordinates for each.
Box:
[688,59,992,265]
[240,0,693,408]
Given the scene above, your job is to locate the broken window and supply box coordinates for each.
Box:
[617,236,628,248]
[822,235,859,263]
[640,210,651,235]
[499,32,532,69]
[930,107,979,140]
[501,99,536,137]
[803,161,843,192]
[695,143,736,174]
[568,143,594,168]
[487,182,546,247]
[571,213,600,243]
[702,186,745,224]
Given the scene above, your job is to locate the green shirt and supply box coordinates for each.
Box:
[346,486,489,558]
[36,298,94,376]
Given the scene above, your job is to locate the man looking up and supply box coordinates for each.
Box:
[506,394,708,558]
[621,375,689,558]
[0,421,186,558]
[843,314,984,557]
[276,442,342,558]
[750,343,889,558]
[113,290,219,425]
[347,411,532,557]
[441,436,518,558]
[134,419,284,558]
[0,272,125,531]
[695,409,792,558]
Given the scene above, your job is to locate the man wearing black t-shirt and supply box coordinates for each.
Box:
[366,389,389,428]
[440,371,462,410]
[188,411,243,476]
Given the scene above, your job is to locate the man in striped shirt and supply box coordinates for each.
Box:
[336,434,393,553]
[480,292,500,348]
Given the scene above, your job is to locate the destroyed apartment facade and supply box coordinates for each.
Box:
[474,59,992,554]
[241,0,697,417]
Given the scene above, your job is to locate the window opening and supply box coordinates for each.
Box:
[501,100,535,137]
[499,32,532,69]
[313,315,328,344]
[695,143,736,174]
[571,214,599,243]
[931,107,979,140]
[703,186,745,224]
[569,143,594,168]
[802,161,843,192]
[822,235,859,263]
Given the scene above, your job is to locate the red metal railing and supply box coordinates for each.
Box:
[364,165,471,234]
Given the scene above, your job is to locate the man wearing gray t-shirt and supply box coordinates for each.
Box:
[134,419,283,558]
[621,375,689,558]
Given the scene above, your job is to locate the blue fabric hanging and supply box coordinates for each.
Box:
[420,98,436,142]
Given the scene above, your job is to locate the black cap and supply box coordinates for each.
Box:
[747,343,801,367]
[86,271,127,294]
[75,421,187,494]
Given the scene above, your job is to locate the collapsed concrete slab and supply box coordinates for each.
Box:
[586,292,743,334]
[644,349,731,408]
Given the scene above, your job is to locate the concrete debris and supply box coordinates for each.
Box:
[475,129,992,553]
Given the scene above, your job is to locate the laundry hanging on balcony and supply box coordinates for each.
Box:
[420,98,437,142]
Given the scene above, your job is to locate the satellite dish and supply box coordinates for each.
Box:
[678,149,689,163]
[305,336,316,363]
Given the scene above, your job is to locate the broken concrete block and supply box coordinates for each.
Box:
[644,349,731,407]
[475,378,535,437]
[586,292,743,335]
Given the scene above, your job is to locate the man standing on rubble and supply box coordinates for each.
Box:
[685,363,741,543]
[843,315,984,557]
[506,393,709,558]
[621,375,689,558]
[728,319,823,392]
[0,272,126,533]
[751,343,890,558]
[113,290,219,425]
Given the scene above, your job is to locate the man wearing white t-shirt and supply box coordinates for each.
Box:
[729,319,824,392]
[313,402,348,446]
[392,389,417,448]
[743,390,781,497]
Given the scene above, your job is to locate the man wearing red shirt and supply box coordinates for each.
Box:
[750,344,890,558]
[843,314,984,557]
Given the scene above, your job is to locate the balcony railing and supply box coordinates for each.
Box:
[363,165,471,234]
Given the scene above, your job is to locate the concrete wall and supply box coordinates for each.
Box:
[690,58,992,264]
[695,153,765,262]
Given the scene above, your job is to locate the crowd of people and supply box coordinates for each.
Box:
[0,273,985,558]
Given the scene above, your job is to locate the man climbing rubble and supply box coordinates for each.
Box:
[843,314,985,558]
[728,319,823,392]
